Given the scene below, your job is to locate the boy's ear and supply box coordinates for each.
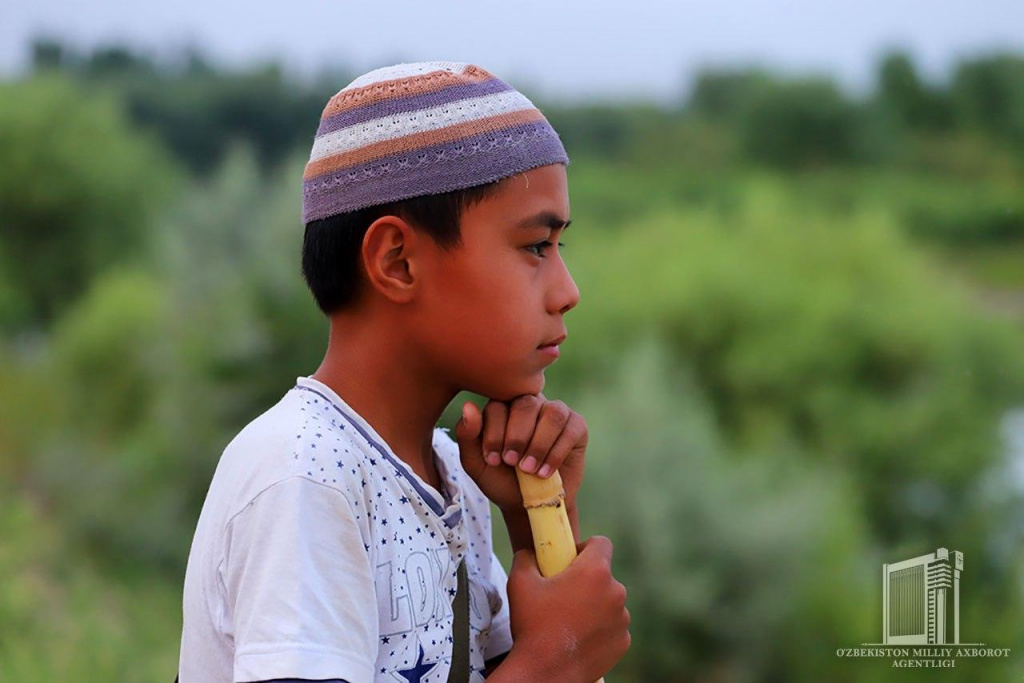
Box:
[361,215,419,304]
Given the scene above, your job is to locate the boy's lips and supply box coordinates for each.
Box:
[538,344,560,359]
[537,333,566,360]
[538,333,567,349]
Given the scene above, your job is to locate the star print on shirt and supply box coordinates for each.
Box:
[396,643,437,682]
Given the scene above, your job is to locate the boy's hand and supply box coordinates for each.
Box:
[502,536,631,681]
[453,393,587,514]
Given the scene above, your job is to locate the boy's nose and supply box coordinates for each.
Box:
[551,262,581,315]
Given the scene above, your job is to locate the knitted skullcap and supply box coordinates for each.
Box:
[302,61,570,224]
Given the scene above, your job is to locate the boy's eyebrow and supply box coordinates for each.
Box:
[513,211,572,231]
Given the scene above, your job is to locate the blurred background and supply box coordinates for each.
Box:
[2,1,1024,680]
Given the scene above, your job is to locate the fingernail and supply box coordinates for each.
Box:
[486,451,501,466]
[537,464,552,478]
[503,450,519,465]
[461,403,470,422]
[520,456,537,473]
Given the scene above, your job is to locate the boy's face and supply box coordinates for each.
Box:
[416,163,579,401]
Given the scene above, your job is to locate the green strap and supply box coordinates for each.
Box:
[447,558,470,682]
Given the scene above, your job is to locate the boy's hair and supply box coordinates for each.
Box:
[301,179,504,315]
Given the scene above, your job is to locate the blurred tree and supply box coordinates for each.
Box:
[27,147,323,571]
[875,50,954,131]
[0,490,182,680]
[738,77,876,168]
[557,190,1024,548]
[27,39,341,175]
[570,334,875,681]
[0,75,178,331]
[85,45,156,78]
[29,36,67,72]
[545,103,638,162]
[688,67,775,123]
[950,53,1024,157]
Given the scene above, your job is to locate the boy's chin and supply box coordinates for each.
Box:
[471,371,546,402]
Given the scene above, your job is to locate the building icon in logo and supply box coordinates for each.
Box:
[882,547,963,645]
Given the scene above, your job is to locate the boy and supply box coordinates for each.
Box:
[178,61,630,682]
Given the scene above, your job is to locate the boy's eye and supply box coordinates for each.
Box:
[526,241,566,258]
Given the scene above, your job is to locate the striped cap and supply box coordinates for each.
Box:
[302,61,570,224]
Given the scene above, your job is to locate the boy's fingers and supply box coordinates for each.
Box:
[481,401,509,467]
[501,395,543,466]
[510,547,542,579]
[578,535,614,569]
[518,401,571,474]
[534,410,585,478]
[454,401,483,461]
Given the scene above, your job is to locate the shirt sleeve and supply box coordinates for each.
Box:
[483,550,514,660]
[220,476,378,683]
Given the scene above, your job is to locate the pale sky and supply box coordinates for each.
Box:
[2,0,1022,104]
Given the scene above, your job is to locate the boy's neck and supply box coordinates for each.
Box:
[310,315,456,493]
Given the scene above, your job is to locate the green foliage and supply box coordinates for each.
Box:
[876,51,954,131]
[50,269,167,437]
[29,38,347,175]
[123,64,331,174]
[36,267,186,567]
[22,146,325,571]
[689,67,777,123]
[567,335,873,681]
[901,182,1024,244]
[3,43,1024,681]
[546,104,642,162]
[152,145,326,420]
[0,75,178,330]
[0,491,180,681]
[950,54,1024,155]
[687,67,905,170]
[738,77,883,168]
[773,165,1024,246]
[552,186,1024,549]
[23,40,1024,180]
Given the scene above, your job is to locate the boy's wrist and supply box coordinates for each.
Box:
[486,643,560,682]
[499,506,534,555]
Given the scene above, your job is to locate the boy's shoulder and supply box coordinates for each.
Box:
[204,377,367,523]
[210,377,480,525]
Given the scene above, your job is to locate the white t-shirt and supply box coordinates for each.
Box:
[178,376,513,682]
